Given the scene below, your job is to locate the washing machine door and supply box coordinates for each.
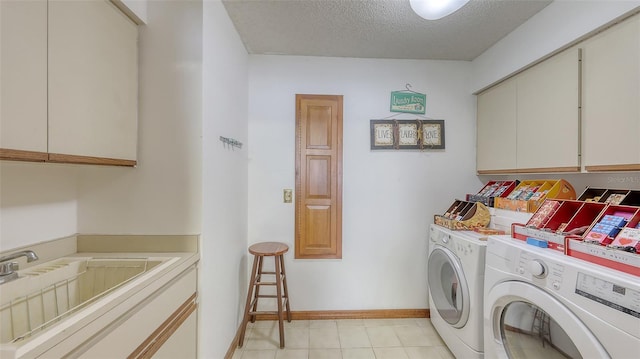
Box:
[428,246,470,328]
[486,281,609,359]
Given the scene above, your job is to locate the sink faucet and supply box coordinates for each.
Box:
[0,250,39,284]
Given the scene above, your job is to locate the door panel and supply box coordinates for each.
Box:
[303,205,333,252]
[295,95,343,259]
[307,106,332,149]
[307,156,331,198]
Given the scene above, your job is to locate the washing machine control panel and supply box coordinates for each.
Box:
[430,225,487,262]
[455,242,475,256]
[548,263,566,290]
[515,251,565,288]
[529,259,546,278]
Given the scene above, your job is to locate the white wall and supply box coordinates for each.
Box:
[77,0,203,235]
[472,0,640,92]
[201,1,249,358]
[248,56,481,310]
[0,162,78,250]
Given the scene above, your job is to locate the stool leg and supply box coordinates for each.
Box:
[238,255,259,348]
[250,255,264,323]
[279,254,291,322]
[274,254,285,348]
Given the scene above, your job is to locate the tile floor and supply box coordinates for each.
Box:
[231,318,455,359]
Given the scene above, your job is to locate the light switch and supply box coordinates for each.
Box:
[284,189,292,203]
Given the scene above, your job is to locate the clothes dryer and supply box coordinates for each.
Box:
[484,235,640,359]
[428,224,488,359]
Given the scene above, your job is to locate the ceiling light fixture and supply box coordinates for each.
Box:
[409,0,471,20]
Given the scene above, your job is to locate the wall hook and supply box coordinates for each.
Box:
[219,136,243,150]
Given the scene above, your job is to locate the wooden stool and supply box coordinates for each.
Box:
[238,242,291,349]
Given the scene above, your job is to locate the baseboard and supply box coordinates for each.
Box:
[224,309,430,359]
[254,308,429,321]
[224,324,244,359]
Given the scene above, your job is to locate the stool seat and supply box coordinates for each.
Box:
[249,242,289,256]
[238,241,291,349]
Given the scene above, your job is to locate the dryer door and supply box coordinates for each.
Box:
[486,281,609,359]
[428,246,470,328]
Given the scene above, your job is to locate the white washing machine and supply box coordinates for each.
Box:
[428,224,488,359]
[484,235,640,359]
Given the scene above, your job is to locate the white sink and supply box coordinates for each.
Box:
[0,256,172,345]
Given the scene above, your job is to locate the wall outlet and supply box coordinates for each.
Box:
[283,189,293,203]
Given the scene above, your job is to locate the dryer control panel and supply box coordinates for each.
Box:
[575,272,640,318]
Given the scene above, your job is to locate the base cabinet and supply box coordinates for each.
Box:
[74,266,197,359]
[151,311,197,359]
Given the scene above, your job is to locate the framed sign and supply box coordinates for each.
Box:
[370,120,395,149]
[370,119,445,150]
[421,120,445,149]
[397,122,419,148]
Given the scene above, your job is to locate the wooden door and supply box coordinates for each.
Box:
[295,94,343,259]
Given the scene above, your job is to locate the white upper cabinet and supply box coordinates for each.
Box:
[48,0,138,164]
[477,12,640,174]
[0,0,138,166]
[476,47,580,174]
[581,13,640,171]
[0,0,48,160]
[516,47,580,172]
[476,79,517,173]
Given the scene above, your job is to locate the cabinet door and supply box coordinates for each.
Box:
[48,0,138,163]
[582,13,640,171]
[476,79,517,173]
[151,310,197,359]
[77,267,197,358]
[0,0,48,160]
[516,47,580,172]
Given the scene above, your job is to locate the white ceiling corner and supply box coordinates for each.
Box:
[221,0,553,61]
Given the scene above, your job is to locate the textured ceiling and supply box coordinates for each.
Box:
[222,0,553,61]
